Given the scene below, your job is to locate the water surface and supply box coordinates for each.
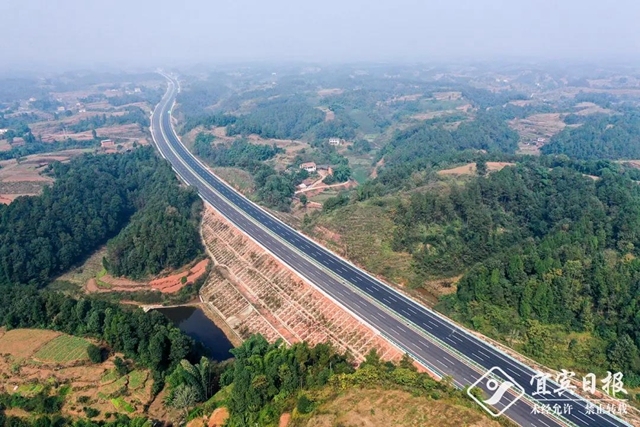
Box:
[158,305,233,361]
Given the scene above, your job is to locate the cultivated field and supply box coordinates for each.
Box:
[0,329,61,359]
[0,328,157,420]
[33,334,91,363]
[509,113,567,151]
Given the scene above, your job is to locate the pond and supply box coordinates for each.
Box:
[157,305,234,361]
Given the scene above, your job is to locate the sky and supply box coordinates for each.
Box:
[2,0,640,71]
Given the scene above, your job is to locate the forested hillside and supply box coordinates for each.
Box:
[542,111,640,159]
[192,132,306,211]
[0,147,202,285]
[388,161,640,384]
[380,111,519,171]
[213,335,490,427]
[0,285,195,379]
[226,96,325,140]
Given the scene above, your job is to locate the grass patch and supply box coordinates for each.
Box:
[95,267,112,289]
[111,397,135,413]
[33,335,90,363]
[17,383,44,397]
[127,370,148,390]
[47,280,81,294]
[100,369,120,384]
[56,246,107,286]
[213,167,255,195]
[315,199,416,286]
[101,375,128,397]
[352,166,370,184]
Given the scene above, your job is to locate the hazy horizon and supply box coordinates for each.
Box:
[2,0,640,72]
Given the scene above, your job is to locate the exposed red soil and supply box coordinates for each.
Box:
[149,259,209,293]
[86,259,209,294]
[279,412,291,427]
[208,408,229,427]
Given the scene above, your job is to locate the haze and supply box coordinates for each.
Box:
[2,0,640,71]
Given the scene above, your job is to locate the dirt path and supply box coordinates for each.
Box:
[294,179,356,195]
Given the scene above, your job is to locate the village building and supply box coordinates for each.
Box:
[328,137,342,146]
[300,161,317,173]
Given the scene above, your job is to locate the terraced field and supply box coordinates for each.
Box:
[34,334,91,363]
[0,328,156,420]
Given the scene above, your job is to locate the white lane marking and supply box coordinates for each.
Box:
[451,334,464,343]
[443,356,455,366]
[477,350,491,359]
[506,367,519,377]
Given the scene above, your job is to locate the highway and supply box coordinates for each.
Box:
[150,74,631,427]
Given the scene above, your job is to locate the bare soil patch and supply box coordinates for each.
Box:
[279,412,291,427]
[149,259,210,293]
[437,162,515,176]
[0,150,93,203]
[316,107,335,122]
[67,245,205,295]
[411,110,457,121]
[0,329,61,359]
[433,91,462,101]
[208,407,229,427]
[317,88,343,97]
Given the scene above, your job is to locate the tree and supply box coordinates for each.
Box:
[296,394,313,414]
[87,344,103,363]
[399,353,417,371]
[299,194,308,207]
[333,164,351,183]
[171,384,198,419]
[476,159,488,177]
[178,357,216,402]
[114,357,129,376]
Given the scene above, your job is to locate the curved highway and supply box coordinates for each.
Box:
[150,74,630,427]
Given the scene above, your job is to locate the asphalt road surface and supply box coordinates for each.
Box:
[150,74,631,427]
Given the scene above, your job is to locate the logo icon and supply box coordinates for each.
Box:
[467,366,525,417]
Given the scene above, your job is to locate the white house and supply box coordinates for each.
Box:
[300,162,317,173]
[329,138,342,146]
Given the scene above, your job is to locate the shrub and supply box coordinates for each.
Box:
[296,394,313,414]
[83,407,100,418]
[87,344,103,363]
